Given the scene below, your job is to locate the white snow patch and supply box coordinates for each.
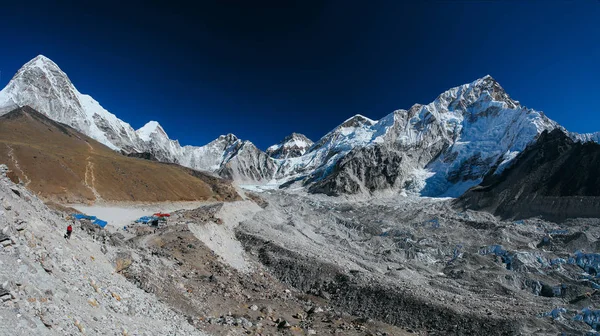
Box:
[494,150,520,175]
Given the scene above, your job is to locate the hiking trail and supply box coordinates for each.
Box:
[84,142,102,201]
[6,144,31,186]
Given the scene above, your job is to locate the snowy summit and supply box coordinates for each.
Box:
[266,133,314,159]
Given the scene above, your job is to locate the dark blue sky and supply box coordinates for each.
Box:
[0,1,598,149]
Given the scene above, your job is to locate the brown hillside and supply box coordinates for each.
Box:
[0,106,240,203]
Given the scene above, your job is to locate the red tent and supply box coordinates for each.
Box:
[153,212,171,217]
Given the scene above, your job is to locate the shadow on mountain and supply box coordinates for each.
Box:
[456,129,600,222]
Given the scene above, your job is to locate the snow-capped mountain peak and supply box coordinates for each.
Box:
[0,55,144,151]
[217,133,239,143]
[0,54,79,113]
[1,56,596,198]
[19,55,61,77]
[340,114,376,128]
[266,133,314,159]
[137,121,167,142]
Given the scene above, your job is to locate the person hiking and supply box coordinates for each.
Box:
[64,224,73,239]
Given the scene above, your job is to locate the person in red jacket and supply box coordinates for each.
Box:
[64,224,73,239]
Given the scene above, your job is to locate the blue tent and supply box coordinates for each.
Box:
[72,214,97,221]
[135,216,154,224]
[72,213,107,228]
[93,219,108,228]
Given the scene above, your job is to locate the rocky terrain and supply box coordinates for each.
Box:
[233,191,600,335]
[4,152,600,335]
[0,106,240,203]
[0,164,208,335]
[0,165,414,335]
[121,202,414,336]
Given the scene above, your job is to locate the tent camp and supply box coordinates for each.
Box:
[72,213,108,228]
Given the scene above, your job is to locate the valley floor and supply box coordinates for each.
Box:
[2,171,600,335]
[70,201,215,231]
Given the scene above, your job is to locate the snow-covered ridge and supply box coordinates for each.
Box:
[0,56,596,197]
[570,131,600,144]
[275,75,563,196]
[0,55,267,180]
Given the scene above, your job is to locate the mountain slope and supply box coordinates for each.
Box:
[0,165,209,336]
[456,129,600,221]
[0,55,279,182]
[0,55,144,152]
[0,106,239,203]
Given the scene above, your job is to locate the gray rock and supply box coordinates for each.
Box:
[240,318,252,329]
[260,306,273,316]
[277,320,291,329]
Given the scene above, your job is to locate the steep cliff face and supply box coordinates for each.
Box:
[308,145,406,196]
[218,141,277,183]
[456,129,600,221]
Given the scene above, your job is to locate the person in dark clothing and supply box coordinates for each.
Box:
[64,224,73,239]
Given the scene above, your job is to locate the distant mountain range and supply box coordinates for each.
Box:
[1,55,598,198]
